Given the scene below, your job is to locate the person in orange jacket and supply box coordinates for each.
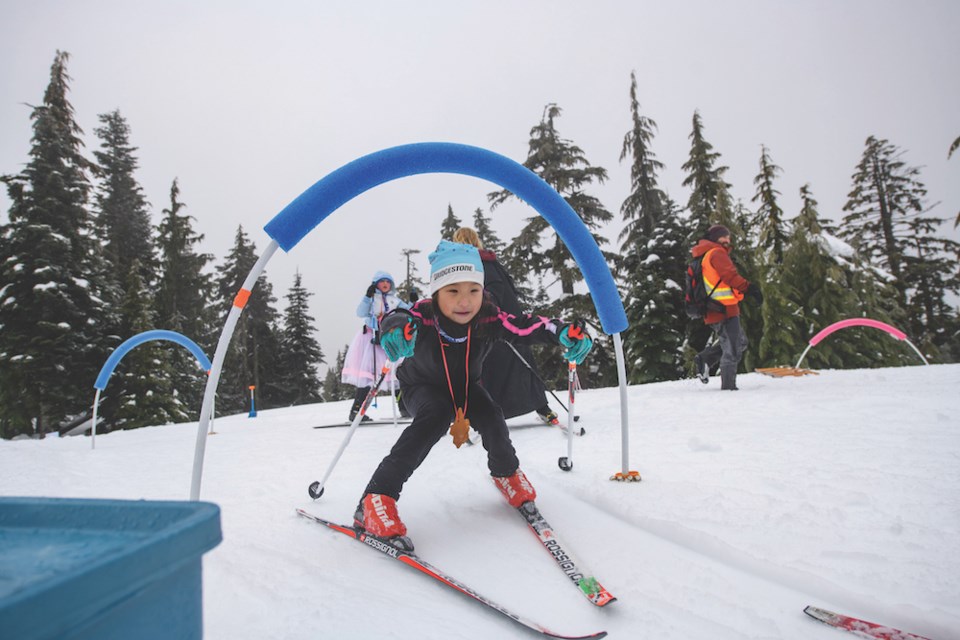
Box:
[692,225,763,390]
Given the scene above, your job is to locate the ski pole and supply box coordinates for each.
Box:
[558,361,576,471]
[308,360,396,499]
[502,340,577,419]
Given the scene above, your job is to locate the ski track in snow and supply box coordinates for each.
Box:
[1,365,958,639]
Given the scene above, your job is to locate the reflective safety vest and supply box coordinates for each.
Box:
[701,248,744,306]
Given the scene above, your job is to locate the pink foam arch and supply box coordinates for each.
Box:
[796,318,928,368]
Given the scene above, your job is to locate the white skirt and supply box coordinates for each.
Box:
[341,326,398,387]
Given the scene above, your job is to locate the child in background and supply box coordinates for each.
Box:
[340,271,411,422]
[353,241,593,551]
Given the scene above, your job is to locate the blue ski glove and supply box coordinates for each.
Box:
[380,317,418,362]
[559,321,593,365]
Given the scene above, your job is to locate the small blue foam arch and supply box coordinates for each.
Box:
[263,142,627,334]
[95,330,212,390]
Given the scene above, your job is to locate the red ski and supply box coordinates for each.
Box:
[296,508,607,639]
[803,605,931,640]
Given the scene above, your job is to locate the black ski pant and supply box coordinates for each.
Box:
[363,382,520,500]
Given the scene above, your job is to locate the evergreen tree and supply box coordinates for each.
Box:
[107,260,184,430]
[92,109,156,292]
[487,104,616,387]
[439,204,461,240]
[950,135,960,228]
[215,226,282,414]
[840,136,959,356]
[681,110,735,241]
[619,71,668,245]
[322,346,350,402]
[680,113,751,370]
[746,146,795,366]
[620,199,689,382]
[471,207,504,254]
[780,185,858,368]
[616,75,687,382]
[752,145,789,266]
[0,51,112,438]
[275,270,324,406]
[839,136,926,305]
[155,179,217,416]
[397,248,425,302]
[900,216,960,360]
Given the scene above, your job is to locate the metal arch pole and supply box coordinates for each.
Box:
[190,240,279,501]
[613,333,630,475]
[794,344,813,370]
[91,388,101,451]
[904,340,930,365]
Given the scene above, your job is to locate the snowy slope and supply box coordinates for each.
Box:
[2,365,958,639]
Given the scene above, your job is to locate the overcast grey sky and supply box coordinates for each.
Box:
[3,1,958,369]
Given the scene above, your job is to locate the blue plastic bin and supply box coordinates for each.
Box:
[0,497,222,640]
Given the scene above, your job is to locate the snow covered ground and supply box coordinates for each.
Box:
[2,364,958,639]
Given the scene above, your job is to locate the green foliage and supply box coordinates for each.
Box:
[276,271,325,406]
[681,110,734,241]
[439,204,461,241]
[472,208,504,254]
[617,76,687,382]
[752,146,789,266]
[154,179,218,414]
[107,261,185,430]
[619,71,668,246]
[93,109,156,291]
[840,136,960,359]
[215,226,282,414]
[488,103,617,384]
[322,346,351,402]
[0,51,112,438]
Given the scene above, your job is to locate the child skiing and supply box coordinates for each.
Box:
[341,271,411,421]
[353,240,593,551]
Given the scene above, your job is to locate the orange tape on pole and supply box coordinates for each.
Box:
[233,288,252,308]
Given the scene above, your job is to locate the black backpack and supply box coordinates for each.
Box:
[684,253,721,319]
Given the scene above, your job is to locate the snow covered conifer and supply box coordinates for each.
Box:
[0,51,111,438]
[840,136,959,359]
[276,270,324,406]
[215,226,282,413]
[107,260,184,430]
[92,109,157,295]
[155,179,217,414]
[617,73,687,382]
[488,103,616,387]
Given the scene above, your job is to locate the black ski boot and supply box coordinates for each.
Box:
[348,389,373,423]
[694,354,710,384]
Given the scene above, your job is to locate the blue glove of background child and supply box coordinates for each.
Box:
[558,321,593,364]
[380,318,418,361]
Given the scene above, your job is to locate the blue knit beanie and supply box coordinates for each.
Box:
[428,240,484,294]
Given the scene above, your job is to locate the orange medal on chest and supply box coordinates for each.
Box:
[450,407,471,448]
[438,325,472,449]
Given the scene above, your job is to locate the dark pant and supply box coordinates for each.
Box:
[700,316,748,369]
[363,382,520,500]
